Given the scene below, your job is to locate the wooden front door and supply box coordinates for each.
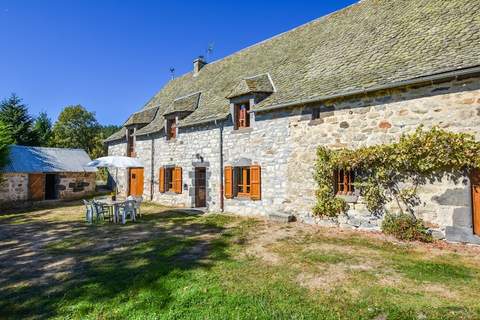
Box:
[129,168,144,197]
[472,170,480,236]
[195,167,206,208]
[28,174,45,201]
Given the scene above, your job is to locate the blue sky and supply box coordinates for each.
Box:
[0,0,356,125]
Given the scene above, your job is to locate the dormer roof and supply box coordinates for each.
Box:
[124,106,159,126]
[163,92,201,115]
[226,74,275,99]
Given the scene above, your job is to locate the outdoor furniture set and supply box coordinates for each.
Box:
[84,196,142,224]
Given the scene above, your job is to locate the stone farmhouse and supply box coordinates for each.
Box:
[106,0,480,244]
[0,146,96,208]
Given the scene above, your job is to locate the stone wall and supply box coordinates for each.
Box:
[107,140,129,196]
[283,77,480,243]
[222,111,291,217]
[149,123,222,210]
[0,173,28,206]
[0,172,96,208]
[107,76,480,243]
[56,172,96,199]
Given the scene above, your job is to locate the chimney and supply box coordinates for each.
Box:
[193,56,207,75]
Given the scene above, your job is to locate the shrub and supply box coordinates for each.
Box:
[381,213,433,243]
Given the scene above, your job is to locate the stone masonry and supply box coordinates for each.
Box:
[0,174,28,205]
[108,77,480,244]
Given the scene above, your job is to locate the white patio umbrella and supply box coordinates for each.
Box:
[86,156,144,196]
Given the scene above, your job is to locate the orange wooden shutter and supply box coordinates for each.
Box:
[250,165,261,200]
[174,167,182,194]
[224,166,233,199]
[159,167,165,193]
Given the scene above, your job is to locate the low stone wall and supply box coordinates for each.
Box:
[0,173,29,207]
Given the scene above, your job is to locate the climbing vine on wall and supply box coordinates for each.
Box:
[313,126,480,218]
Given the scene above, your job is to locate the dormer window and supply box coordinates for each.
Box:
[234,102,250,129]
[166,118,176,140]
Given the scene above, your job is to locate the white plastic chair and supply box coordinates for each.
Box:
[127,196,143,218]
[118,200,136,224]
[83,200,93,223]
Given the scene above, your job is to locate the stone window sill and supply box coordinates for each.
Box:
[163,191,180,196]
[308,119,324,126]
[232,195,252,201]
[336,194,359,203]
[232,127,253,134]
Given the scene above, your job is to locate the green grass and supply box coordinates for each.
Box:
[0,202,479,319]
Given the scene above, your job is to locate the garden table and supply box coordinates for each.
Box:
[96,199,126,224]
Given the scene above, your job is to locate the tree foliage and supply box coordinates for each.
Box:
[33,112,52,146]
[0,121,13,183]
[50,105,101,157]
[314,126,480,218]
[0,94,38,146]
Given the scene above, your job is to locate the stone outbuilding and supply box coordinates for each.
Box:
[0,145,97,208]
[105,0,480,244]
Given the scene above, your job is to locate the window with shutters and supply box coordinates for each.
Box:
[234,102,250,129]
[127,128,135,157]
[224,165,261,200]
[236,167,251,196]
[165,167,175,192]
[159,166,182,194]
[166,118,176,140]
[334,169,355,195]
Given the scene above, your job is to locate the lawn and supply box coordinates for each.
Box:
[0,202,479,320]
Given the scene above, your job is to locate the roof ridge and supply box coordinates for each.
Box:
[11,145,86,152]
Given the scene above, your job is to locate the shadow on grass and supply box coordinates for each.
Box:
[0,206,232,319]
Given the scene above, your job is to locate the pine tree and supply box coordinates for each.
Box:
[33,112,52,146]
[0,121,12,174]
[0,94,38,146]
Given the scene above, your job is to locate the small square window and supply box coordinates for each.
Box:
[334,169,355,195]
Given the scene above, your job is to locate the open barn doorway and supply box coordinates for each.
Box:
[45,174,57,200]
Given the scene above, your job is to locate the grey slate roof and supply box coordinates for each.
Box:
[226,74,275,99]
[108,0,480,140]
[163,92,201,115]
[124,107,159,126]
[2,145,97,173]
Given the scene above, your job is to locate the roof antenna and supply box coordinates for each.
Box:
[169,67,175,80]
[206,42,214,61]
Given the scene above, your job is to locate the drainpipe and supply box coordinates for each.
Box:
[215,119,225,212]
[150,135,155,201]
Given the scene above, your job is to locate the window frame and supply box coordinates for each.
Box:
[165,167,175,192]
[334,168,355,196]
[234,102,250,129]
[127,128,135,157]
[166,118,177,140]
[236,167,251,197]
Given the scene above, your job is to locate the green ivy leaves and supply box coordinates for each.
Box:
[314,126,480,217]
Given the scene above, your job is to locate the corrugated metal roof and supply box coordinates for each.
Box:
[1,145,97,173]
